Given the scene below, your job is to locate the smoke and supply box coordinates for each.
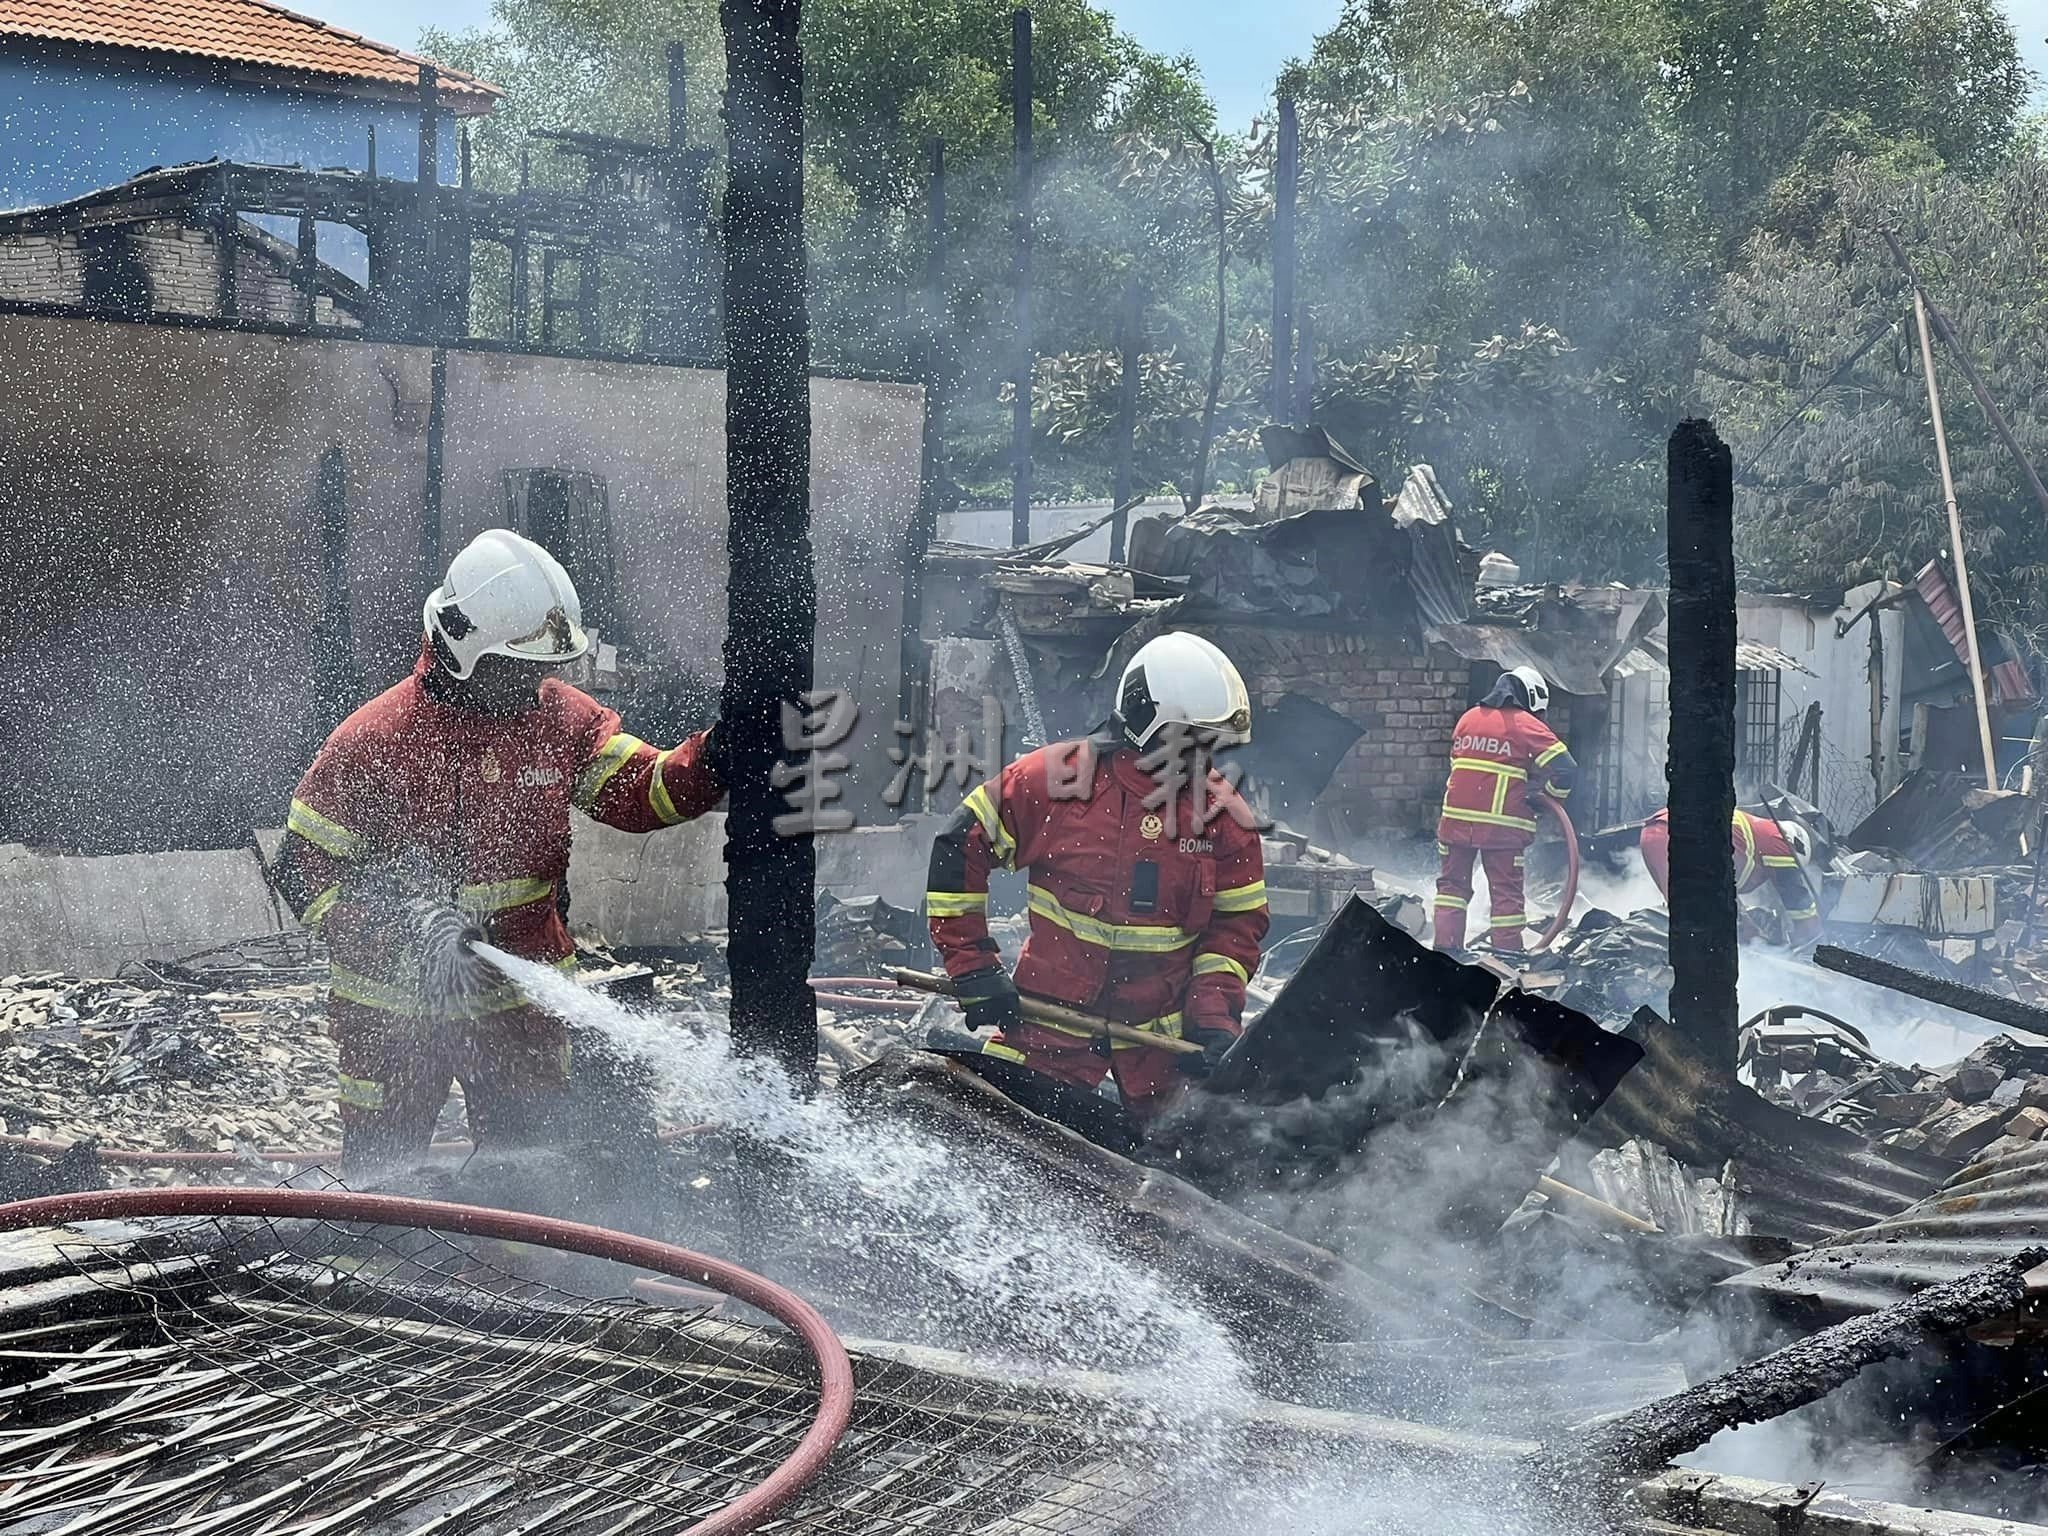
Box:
[478,945,1252,1435]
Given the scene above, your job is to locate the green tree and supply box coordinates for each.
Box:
[422,0,1218,496]
[1700,151,2048,649]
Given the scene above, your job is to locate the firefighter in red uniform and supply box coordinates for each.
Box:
[1434,666,1576,954]
[925,633,1270,1120]
[1639,807,1822,945]
[272,529,725,1167]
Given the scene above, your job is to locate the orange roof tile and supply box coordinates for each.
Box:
[0,0,501,108]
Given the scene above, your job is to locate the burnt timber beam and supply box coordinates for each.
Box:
[1667,419,1739,1069]
[1813,944,2048,1040]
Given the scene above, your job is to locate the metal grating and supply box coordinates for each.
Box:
[1735,667,1782,797]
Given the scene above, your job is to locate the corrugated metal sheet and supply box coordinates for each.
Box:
[1719,1141,2048,1320]
[1578,1011,1958,1247]
[1914,560,2034,706]
[1735,639,1815,676]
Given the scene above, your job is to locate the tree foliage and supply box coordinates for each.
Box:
[422,0,2035,592]
[1702,153,2048,648]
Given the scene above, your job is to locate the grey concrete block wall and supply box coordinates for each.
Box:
[0,843,287,978]
[0,815,945,976]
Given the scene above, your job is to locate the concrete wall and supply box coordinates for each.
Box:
[0,311,925,854]
[0,49,461,212]
[0,843,288,979]
[1736,585,1906,829]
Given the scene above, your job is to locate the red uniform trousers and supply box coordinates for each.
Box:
[985,1014,1188,1119]
[332,998,570,1167]
[1433,841,1528,952]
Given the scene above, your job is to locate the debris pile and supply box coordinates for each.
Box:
[1752,1018,2048,1162]
[0,964,335,1161]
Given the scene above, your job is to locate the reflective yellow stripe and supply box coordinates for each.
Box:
[1213,880,1267,913]
[1761,854,1799,868]
[964,782,1017,866]
[458,878,555,914]
[1029,1008,1186,1047]
[1547,783,1573,801]
[336,1073,385,1110]
[1534,741,1568,768]
[1111,1011,1184,1049]
[1439,806,1539,831]
[980,1040,1029,1063]
[328,965,415,1013]
[1490,914,1527,927]
[1433,894,1469,909]
[1735,815,1758,885]
[302,886,339,930]
[1451,757,1527,780]
[925,890,989,917]
[287,799,365,860]
[572,733,645,811]
[648,747,683,825]
[328,955,576,1018]
[1025,885,1196,952]
[1193,953,1249,984]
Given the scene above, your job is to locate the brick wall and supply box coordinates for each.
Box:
[1193,623,1473,836]
[0,221,360,328]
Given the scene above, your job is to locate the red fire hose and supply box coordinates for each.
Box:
[1527,795,1582,954]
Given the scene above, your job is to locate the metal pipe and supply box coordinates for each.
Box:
[1010,7,1033,546]
[1909,287,1999,792]
[1270,96,1298,422]
[900,135,947,720]
[1667,419,1740,1071]
[1111,279,1143,563]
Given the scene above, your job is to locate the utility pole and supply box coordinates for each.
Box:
[901,136,949,719]
[1010,7,1034,546]
[1908,289,1999,792]
[721,0,819,1090]
[1269,96,1299,423]
[1667,419,1739,1073]
[1111,280,1143,564]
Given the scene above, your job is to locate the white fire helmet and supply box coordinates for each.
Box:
[1507,665,1551,715]
[1113,632,1253,749]
[423,528,590,680]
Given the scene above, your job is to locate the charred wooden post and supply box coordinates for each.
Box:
[1667,419,1739,1070]
[1537,1249,2045,1482]
[511,147,531,344]
[900,136,949,720]
[1009,7,1034,546]
[295,213,317,327]
[212,166,237,318]
[721,0,819,1090]
[421,347,448,596]
[1269,96,1299,422]
[416,63,440,337]
[1110,279,1143,564]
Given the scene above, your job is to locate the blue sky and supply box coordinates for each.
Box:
[327,0,2048,131]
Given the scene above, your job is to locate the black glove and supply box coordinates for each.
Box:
[1178,1025,1236,1078]
[702,720,733,789]
[952,967,1021,1035]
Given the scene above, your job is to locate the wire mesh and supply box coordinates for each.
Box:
[0,1207,1176,1536]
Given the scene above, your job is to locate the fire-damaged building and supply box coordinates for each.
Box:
[6,7,2048,1532]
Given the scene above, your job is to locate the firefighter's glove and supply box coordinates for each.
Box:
[1178,1025,1236,1079]
[953,967,1021,1036]
[702,721,734,791]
